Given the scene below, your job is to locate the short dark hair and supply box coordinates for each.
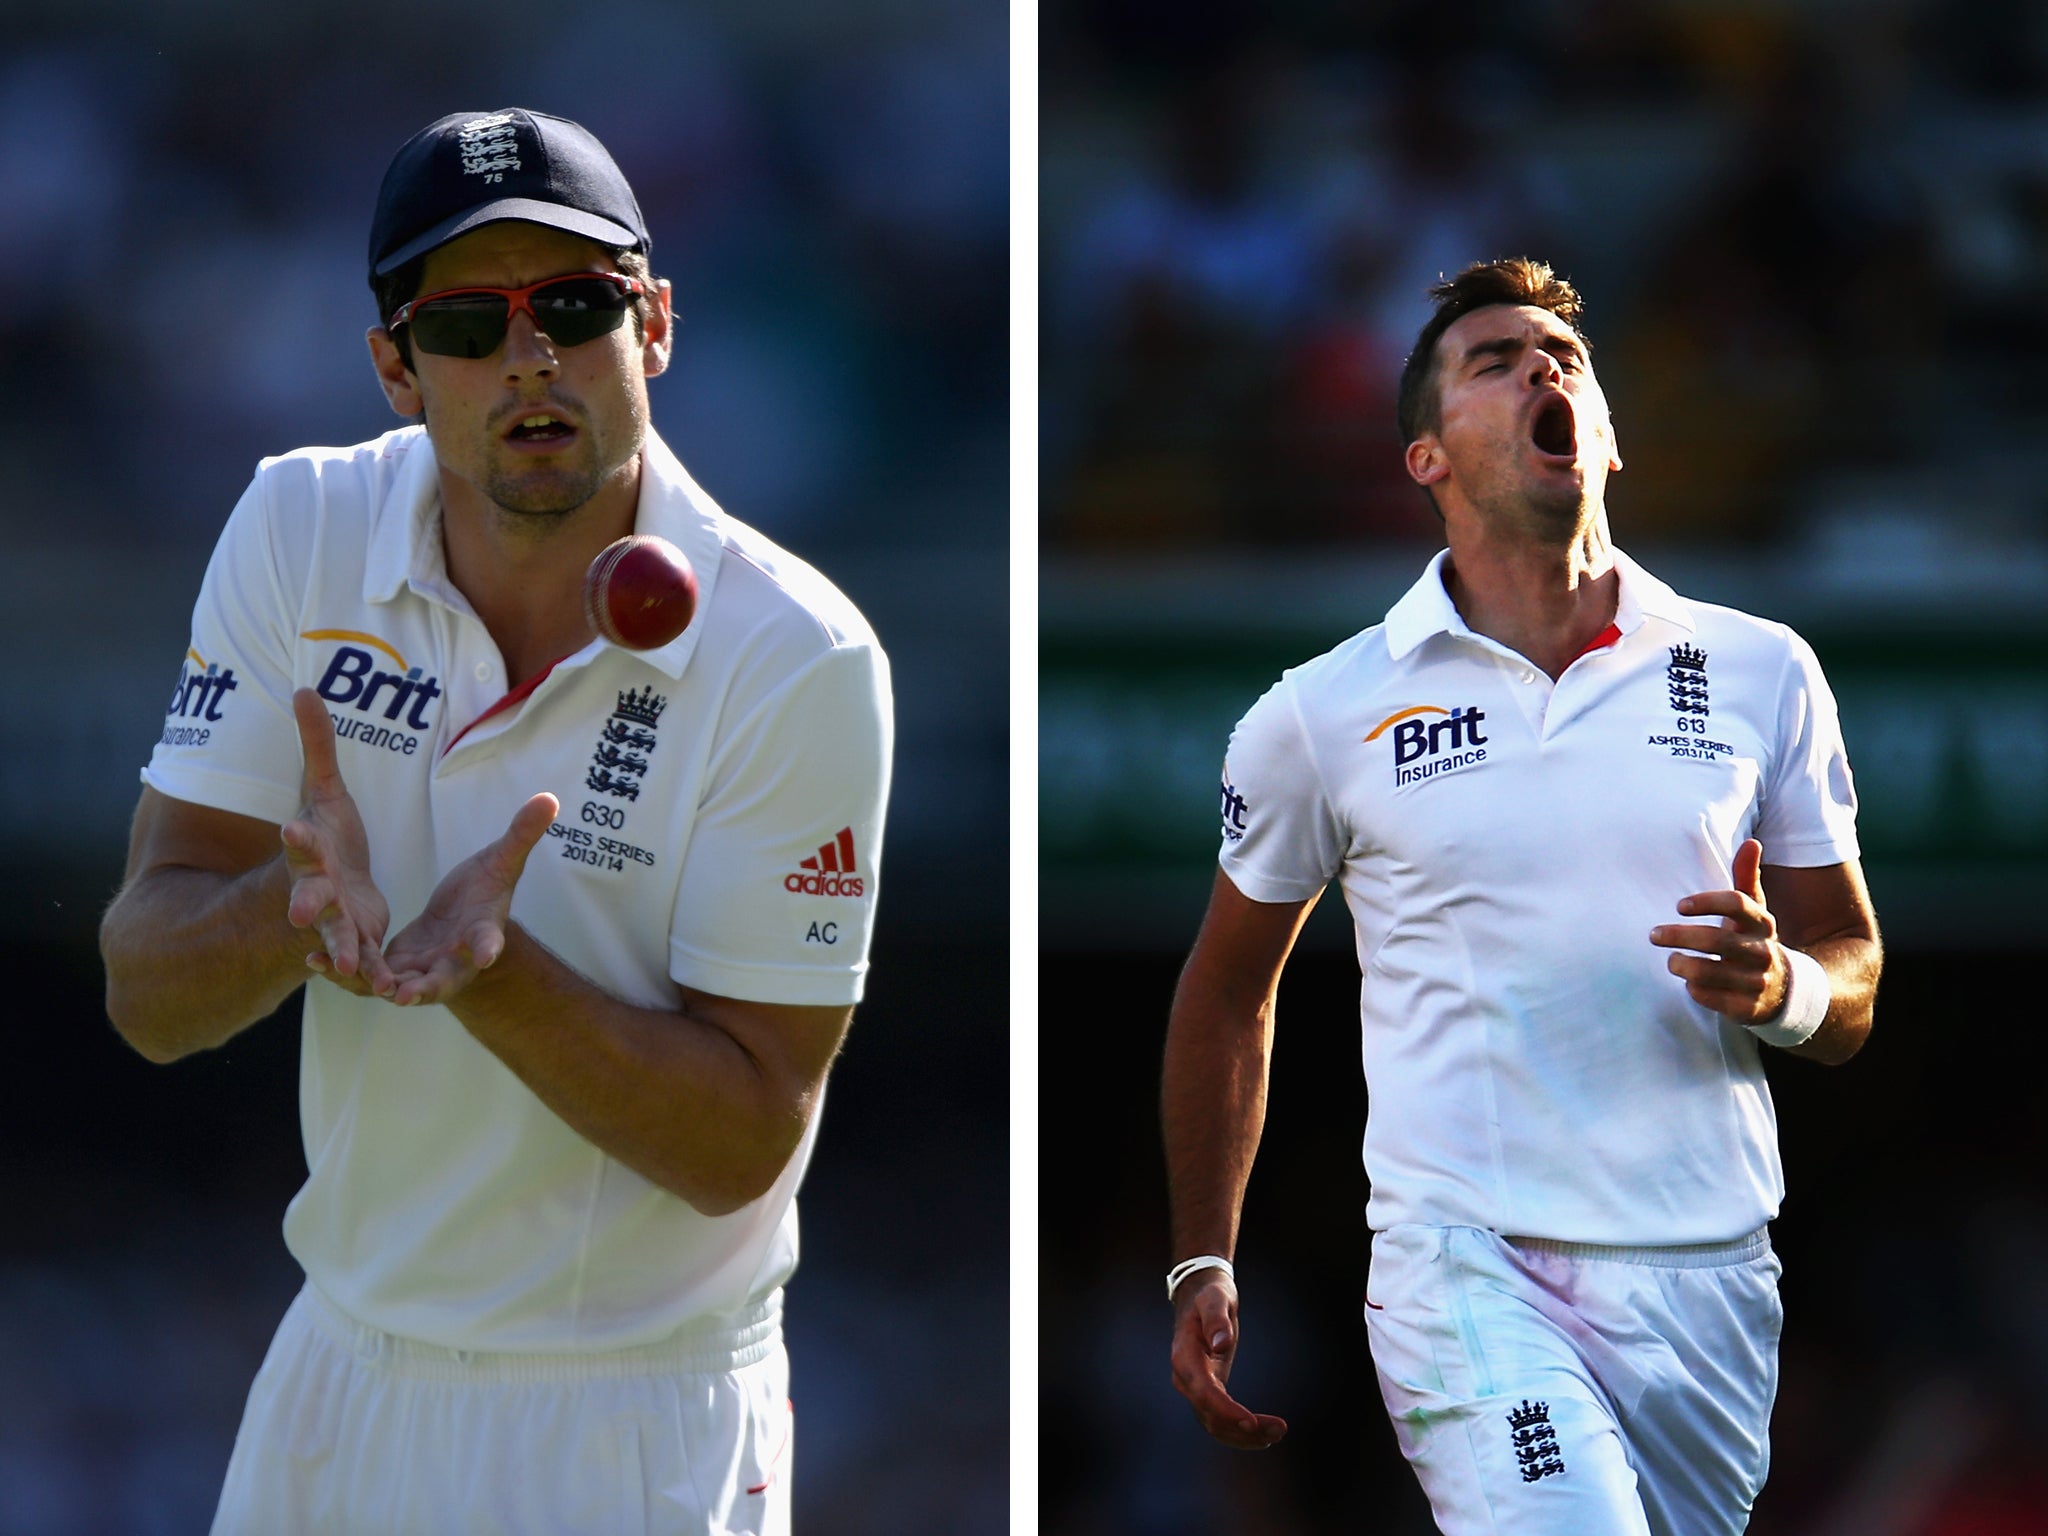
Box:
[1395,257,1587,445]
[370,241,657,371]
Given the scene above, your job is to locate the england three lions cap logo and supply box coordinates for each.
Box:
[456,113,521,177]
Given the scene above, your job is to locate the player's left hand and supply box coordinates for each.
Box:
[1170,1271,1289,1450]
[1649,838,1789,1023]
[374,792,561,1007]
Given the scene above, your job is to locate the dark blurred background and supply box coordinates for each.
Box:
[1042,1,2048,1531]
[0,1,1007,1532]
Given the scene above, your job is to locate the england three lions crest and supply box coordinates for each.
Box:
[586,687,666,801]
[1506,1400,1565,1484]
[1647,644,1732,761]
[1666,644,1709,719]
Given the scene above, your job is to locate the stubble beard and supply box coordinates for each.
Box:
[482,457,608,522]
[477,417,643,527]
[1470,441,1594,545]
[1520,477,1593,541]
[422,387,643,525]
[486,395,649,523]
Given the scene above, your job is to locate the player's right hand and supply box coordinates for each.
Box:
[1170,1271,1288,1449]
[283,687,396,998]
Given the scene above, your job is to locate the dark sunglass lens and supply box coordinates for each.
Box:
[408,294,511,358]
[532,279,633,347]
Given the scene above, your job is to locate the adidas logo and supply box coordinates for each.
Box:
[784,828,865,897]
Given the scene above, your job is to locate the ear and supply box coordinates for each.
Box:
[366,326,422,417]
[640,278,674,380]
[1405,436,1448,488]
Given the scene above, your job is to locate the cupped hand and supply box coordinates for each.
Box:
[283,688,395,997]
[1649,838,1789,1023]
[1169,1271,1288,1449]
[383,792,560,1007]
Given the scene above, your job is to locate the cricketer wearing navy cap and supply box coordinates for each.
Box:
[101,106,891,1536]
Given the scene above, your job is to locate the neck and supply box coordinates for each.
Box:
[438,453,644,686]
[1440,507,1619,679]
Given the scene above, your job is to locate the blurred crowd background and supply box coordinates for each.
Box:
[1043,0,2048,558]
[1042,1,2048,1533]
[0,0,1007,1532]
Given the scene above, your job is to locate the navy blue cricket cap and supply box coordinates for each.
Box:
[368,108,650,280]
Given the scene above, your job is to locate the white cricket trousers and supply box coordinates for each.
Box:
[210,1283,794,1536]
[1366,1224,1781,1536]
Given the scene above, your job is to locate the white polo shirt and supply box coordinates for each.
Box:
[1220,549,1857,1246]
[143,425,892,1351]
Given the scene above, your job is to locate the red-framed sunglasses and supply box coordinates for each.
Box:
[389,272,646,359]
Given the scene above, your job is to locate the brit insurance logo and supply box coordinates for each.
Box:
[1647,643,1733,761]
[304,630,445,757]
[1219,772,1248,842]
[1366,703,1490,786]
[786,828,865,898]
[162,646,241,748]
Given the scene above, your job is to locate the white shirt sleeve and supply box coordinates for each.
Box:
[1217,674,1343,904]
[669,641,893,1006]
[1753,627,1860,867]
[142,469,305,826]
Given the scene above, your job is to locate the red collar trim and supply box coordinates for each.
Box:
[441,654,571,757]
[1570,622,1623,664]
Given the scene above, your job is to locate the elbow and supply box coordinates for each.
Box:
[100,947,166,1062]
[103,984,192,1065]
[672,1131,804,1218]
[129,1037,191,1067]
[668,1072,818,1216]
[101,951,201,1066]
[99,915,176,1063]
[677,1159,789,1219]
[682,1187,759,1220]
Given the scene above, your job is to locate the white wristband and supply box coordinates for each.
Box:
[1748,947,1830,1049]
[1166,1255,1234,1302]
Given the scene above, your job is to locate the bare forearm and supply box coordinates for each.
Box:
[1162,966,1274,1262]
[1785,934,1883,1065]
[99,858,308,1062]
[447,924,807,1215]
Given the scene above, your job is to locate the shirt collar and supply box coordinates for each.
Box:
[363,427,441,605]
[1382,544,1696,662]
[363,426,729,682]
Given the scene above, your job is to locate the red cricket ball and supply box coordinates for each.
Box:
[584,535,699,651]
